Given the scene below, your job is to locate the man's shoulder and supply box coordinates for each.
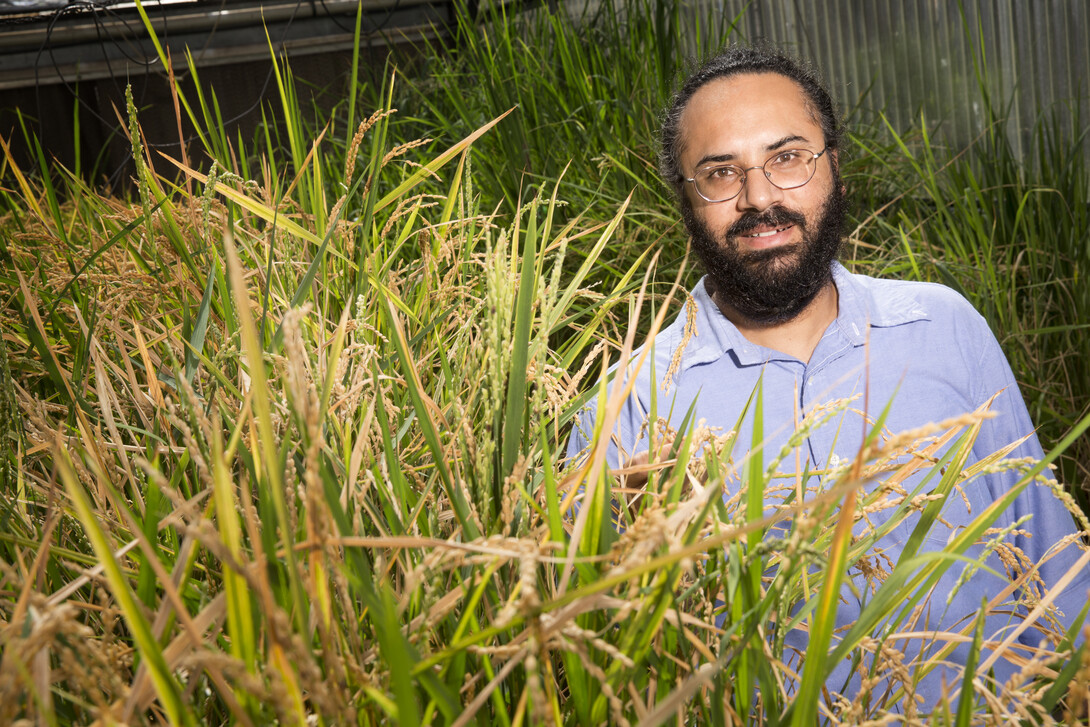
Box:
[840,268,984,326]
[848,269,971,303]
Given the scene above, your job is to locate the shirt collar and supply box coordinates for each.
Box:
[672,262,932,373]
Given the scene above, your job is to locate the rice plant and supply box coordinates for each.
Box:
[1,1,1089,724]
[2,71,1088,723]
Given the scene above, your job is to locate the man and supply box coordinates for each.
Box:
[566,45,1088,711]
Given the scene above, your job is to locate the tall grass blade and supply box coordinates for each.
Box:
[501,192,540,484]
[58,452,195,727]
[184,255,217,384]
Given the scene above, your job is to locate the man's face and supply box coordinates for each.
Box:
[677,72,846,324]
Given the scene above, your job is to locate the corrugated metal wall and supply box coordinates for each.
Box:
[701,0,1090,159]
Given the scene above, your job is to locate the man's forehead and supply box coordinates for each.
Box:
[678,72,821,156]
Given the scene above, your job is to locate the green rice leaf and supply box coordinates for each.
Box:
[59,453,196,727]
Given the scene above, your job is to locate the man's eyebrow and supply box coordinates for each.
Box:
[693,152,736,168]
[767,135,808,151]
[693,135,812,169]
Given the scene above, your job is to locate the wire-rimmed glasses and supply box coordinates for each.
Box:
[685,147,828,203]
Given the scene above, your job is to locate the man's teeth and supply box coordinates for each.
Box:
[745,226,790,238]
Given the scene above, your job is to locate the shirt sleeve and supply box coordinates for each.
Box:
[965,311,1089,645]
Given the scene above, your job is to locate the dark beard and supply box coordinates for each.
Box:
[684,184,847,325]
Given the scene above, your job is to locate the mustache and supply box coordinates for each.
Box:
[727,207,807,239]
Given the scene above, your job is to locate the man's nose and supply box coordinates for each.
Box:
[736,168,783,212]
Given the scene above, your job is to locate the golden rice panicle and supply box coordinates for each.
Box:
[0,591,129,724]
[344,107,397,187]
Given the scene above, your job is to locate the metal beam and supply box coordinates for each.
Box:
[0,0,450,90]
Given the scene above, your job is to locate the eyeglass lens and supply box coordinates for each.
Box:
[694,150,819,202]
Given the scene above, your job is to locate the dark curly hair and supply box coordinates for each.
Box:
[658,44,842,203]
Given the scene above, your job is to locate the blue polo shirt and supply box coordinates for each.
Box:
[567,262,1088,709]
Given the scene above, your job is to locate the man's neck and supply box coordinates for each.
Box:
[708,279,839,363]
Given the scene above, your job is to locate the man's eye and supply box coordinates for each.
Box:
[772,151,802,166]
[706,166,739,180]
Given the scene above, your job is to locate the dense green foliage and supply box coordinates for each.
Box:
[0,1,1088,724]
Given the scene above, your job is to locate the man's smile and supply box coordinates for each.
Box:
[724,206,808,251]
[734,223,798,250]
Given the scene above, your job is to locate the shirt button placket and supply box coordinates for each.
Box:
[800,367,826,473]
